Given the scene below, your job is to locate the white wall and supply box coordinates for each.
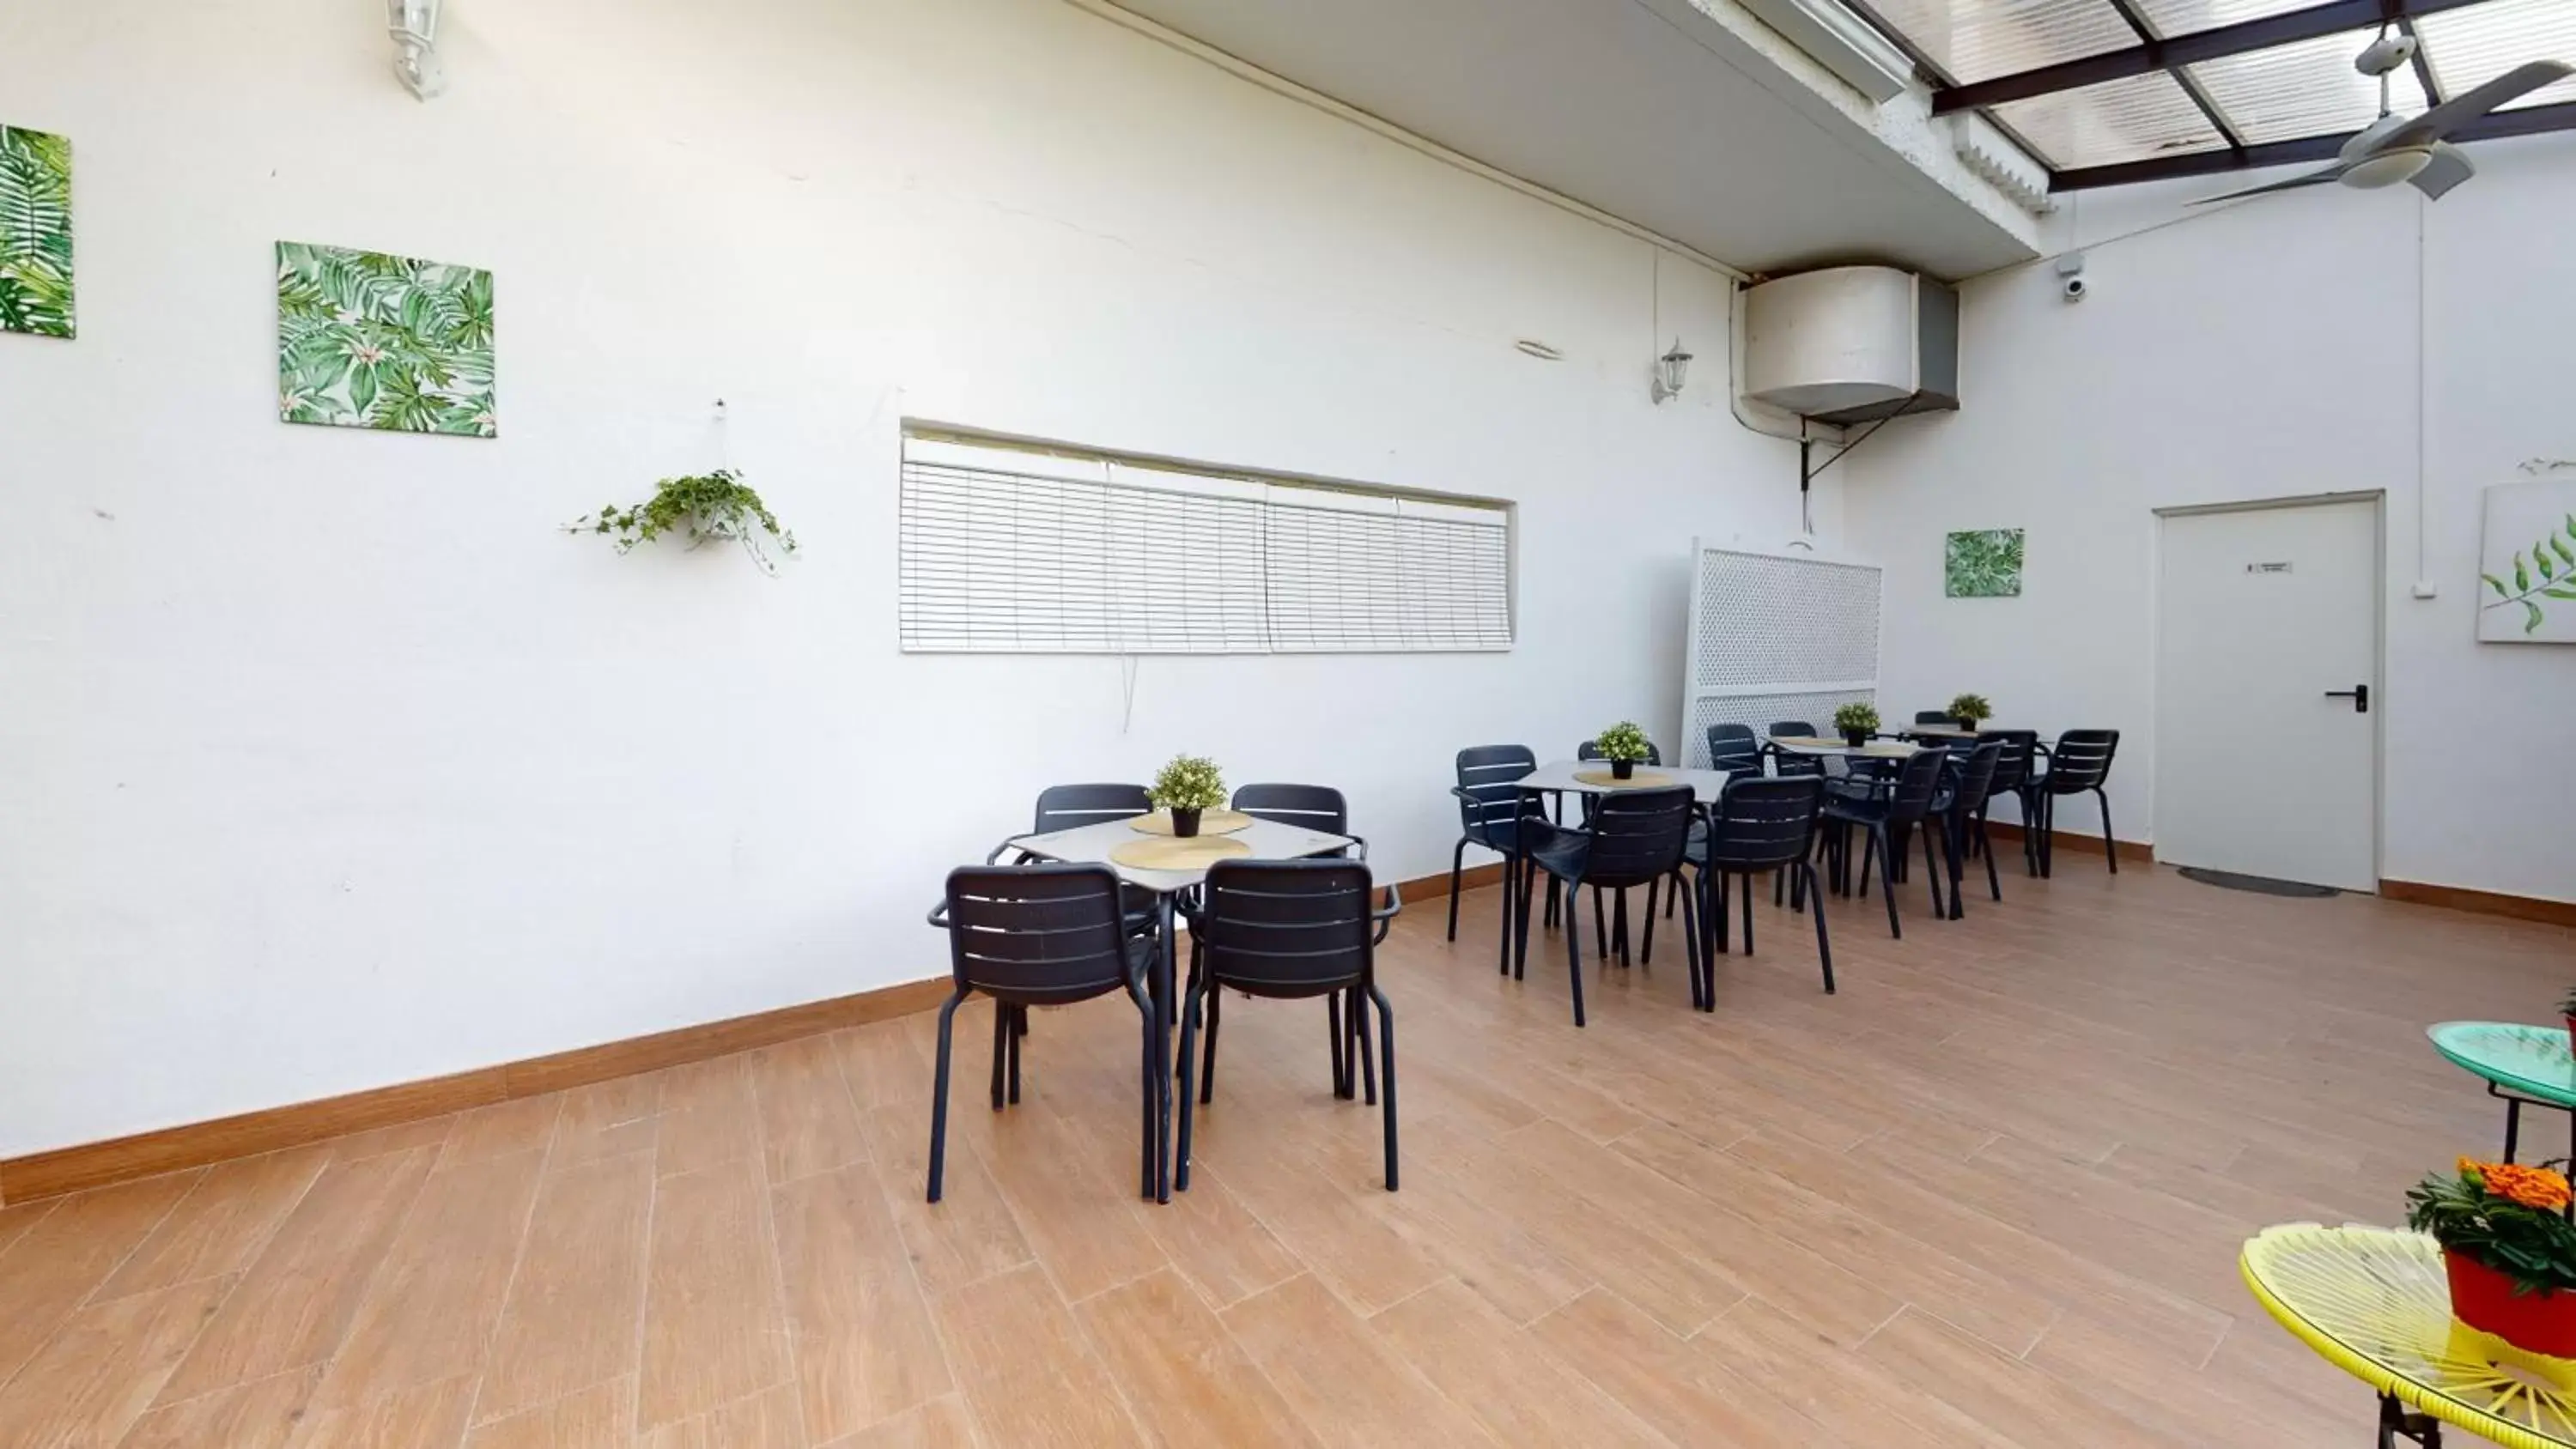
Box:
[1844,134,2576,905]
[0,0,1836,1155]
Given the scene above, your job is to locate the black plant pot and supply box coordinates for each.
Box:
[1610,759,1636,780]
[1843,729,1871,749]
[1954,717,1980,733]
[1170,807,1203,839]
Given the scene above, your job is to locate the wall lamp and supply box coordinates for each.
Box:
[389,0,447,100]
[1651,338,1692,403]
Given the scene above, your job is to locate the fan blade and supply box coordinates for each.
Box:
[2389,60,2573,145]
[2410,142,2476,199]
[2190,165,2347,204]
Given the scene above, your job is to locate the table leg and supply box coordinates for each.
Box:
[2379,1391,2442,1446]
[2506,1097,2522,1164]
[1498,840,1519,978]
[1152,894,1176,1203]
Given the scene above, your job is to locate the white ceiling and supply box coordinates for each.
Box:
[1112,0,2041,279]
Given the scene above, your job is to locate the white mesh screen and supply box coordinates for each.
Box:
[1681,547,1881,767]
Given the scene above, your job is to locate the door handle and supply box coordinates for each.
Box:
[2324,684,2369,714]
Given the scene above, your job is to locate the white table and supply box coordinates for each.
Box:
[1004,814,1357,1201]
[1765,736,1923,761]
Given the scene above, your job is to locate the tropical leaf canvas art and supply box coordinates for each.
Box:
[1945,528,2024,598]
[0,124,75,339]
[276,241,494,437]
[2477,478,2576,643]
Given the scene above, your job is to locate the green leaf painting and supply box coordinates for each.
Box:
[1945,528,2024,598]
[2477,482,2576,643]
[0,124,75,339]
[276,241,494,437]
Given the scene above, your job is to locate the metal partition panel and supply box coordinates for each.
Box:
[1680,543,1882,767]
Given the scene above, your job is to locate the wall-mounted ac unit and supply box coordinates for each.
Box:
[1743,266,1959,427]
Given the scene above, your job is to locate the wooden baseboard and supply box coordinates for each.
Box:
[1393,860,1507,902]
[0,975,953,1205]
[2381,878,2576,929]
[1984,821,2156,866]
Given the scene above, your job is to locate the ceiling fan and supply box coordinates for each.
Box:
[2196,30,2571,203]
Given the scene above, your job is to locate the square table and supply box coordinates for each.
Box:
[1004,814,1358,1201]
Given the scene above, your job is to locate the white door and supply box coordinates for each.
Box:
[2154,498,2379,891]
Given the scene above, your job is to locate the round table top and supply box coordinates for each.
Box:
[2241,1223,2576,1448]
[2429,1022,2576,1109]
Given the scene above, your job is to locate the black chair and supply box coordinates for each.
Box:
[1231,784,1397,1097]
[1177,860,1399,1193]
[993,783,1160,944]
[1688,776,1832,1002]
[1766,720,1825,779]
[1819,748,1950,939]
[2032,730,2122,876]
[1704,722,1765,774]
[924,865,1158,1203]
[1511,786,1701,1027]
[1933,741,2006,919]
[1448,747,1538,943]
[1975,730,2043,876]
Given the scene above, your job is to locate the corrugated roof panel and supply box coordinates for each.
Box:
[2189,27,2433,143]
[1990,69,2228,167]
[2418,0,2576,109]
[1858,0,2140,83]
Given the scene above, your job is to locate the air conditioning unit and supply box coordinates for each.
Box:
[1743,266,1959,427]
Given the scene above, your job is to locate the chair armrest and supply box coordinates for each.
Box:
[926,900,951,930]
[1371,882,1402,945]
[985,840,1026,865]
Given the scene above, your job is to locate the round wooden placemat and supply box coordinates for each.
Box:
[1127,809,1255,837]
[1572,769,1674,788]
[1109,835,1254,870]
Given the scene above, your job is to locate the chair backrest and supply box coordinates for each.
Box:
[1766,721,1824,778]
[1915,710,1956,724]
[1703,776,1822,872]
[1231,783,1348,834]
[939,864,1134,1003]
[1575,786,1697,887]
[1031,783,1151,835]
[1578,738,1663,766]
[1194,859,1373,999]
[1455,745,1536,833]
[1704,722,1765,774]
[2046,730,2121,791]
[1882,747,1951,826]
[1978,730,2039,794]
[1946,740,2005,815]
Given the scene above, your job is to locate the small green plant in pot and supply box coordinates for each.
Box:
[1594,721,1652,779]
[1149,755,1226,838]
[2406,1156,2576,1356]
[1948,693,1993,731]
[568,470,799,575]
[1833,702,1880,749]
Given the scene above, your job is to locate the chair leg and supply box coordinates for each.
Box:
[2097,789,2117,874]
[1352,988,1377,1106]
[1666,874,1680,919]
[1593,887,1608,962]
[1680,876,1707,1013]
[1641,877,1659,967]
[1006,1004,1023,1104]
[1565,878,1589,1028]
[1370,983,1400,1191]
[1858,830,1876,900]
[1446,838,1467,941]
[1514,863,1539,983]
[1875,826,1902,939]
[1804,862,1836,993]
[989,1003,1008,1112]
[1740,865,1755,955]
[927,989,966,1203]
[1200,986,1223,1106]
[1713,869,1730,955]
[1920,821,1947,920]
[1981,819,2002,901]
[1176,973,1205,1192]
[1328,991,1348,1100]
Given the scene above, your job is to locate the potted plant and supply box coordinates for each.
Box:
[2406,1156,2576,1356]
[2559,987,2576,1043]
[1149,755,1226,838]
[568,469,799,575]
[1833,702,1880,750]
[1594,722,1652,780]
[1948,693,1993,731]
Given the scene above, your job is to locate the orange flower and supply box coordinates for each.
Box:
[2462,1158,2573,1212]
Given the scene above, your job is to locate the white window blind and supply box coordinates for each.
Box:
[900,433,1511,654]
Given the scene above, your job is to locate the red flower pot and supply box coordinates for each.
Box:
[2445,1247,2576,1357]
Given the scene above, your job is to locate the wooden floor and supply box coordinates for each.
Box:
[2,860,2569,1449]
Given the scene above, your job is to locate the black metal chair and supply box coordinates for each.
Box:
[1704,722,1765,774]
[1933,740,2006,919]
[1177,860,1399,1193]
[1511,786,1701,1027]
[1765,719,1825,779]
[1230,784,1397,1098]
[1819,748,1950,939]
[1688,776,1832,1003]
[923,864,1158,1203]
[1448,747,1538,943]
[2032,730,2123,876]
[1975,730,2043,876]
[1914,710,1958,726]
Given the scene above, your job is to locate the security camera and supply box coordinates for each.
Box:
[2057,252,2087,302]
[2061,275,2088,301]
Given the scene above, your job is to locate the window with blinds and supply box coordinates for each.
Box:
[899,432,1512,654]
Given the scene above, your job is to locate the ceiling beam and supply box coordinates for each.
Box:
[1930,0,2492,114]
[2047,99,2576,190]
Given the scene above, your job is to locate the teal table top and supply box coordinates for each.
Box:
[2427,1022,2576,1108]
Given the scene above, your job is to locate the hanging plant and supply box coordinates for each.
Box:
[568,469,797,575]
